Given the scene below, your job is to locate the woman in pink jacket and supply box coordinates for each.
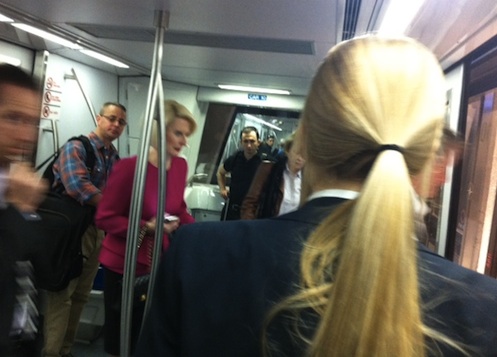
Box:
[95,100,196,357]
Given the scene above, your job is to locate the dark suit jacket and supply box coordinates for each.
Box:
[0,205,44,356]
[136,197,497,357]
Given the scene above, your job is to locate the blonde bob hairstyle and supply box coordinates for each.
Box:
[150,100,197,149]
[265,36,463,357]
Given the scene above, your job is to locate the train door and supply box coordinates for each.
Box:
[450,42,497,277]
[185,103,300,222]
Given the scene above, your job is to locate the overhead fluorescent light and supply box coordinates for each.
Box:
[378,0,426,35]
[244,114,282,131]
[0,13,13,22]
[0,54,21,66]
[11,23,82,49]
[79,49,129,68]
[218,84,291,95]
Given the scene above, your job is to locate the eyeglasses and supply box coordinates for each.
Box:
[101,114,127,127]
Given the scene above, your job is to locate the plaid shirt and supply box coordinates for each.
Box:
[52,132,119,204]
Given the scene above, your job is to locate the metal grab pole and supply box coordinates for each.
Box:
[143,73,167,319]
[120,10,169,357]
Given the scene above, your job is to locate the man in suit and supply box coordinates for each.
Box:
[0,64,47,356]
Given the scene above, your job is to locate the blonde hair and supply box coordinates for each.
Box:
[265,36,463,356]
[151,100,197,149]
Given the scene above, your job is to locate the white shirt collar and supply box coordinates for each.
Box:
[306,189,359,202]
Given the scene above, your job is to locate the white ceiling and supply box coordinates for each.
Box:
[1,0,497,97]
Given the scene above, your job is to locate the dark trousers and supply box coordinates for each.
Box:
[221,203,241,221]
[102,267,145,356]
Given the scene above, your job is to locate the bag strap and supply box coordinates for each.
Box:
[39,135,97,194]
[137,226,153,272]
[73,135,96,176]
[51,136,97,194]
[137,226,147,249]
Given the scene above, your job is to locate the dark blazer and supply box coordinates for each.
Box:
[0,206,44,356]
[136,197,497,357]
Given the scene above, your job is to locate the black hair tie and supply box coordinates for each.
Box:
[376,144,404,154]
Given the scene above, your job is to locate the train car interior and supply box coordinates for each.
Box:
[2,0,497,355]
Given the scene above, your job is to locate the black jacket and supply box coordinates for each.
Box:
[136,197,497,357]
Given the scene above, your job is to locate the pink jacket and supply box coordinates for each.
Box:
[96,156,194,275]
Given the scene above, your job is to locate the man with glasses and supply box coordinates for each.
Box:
[43,102,126,357]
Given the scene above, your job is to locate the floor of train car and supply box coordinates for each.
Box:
[72,334,106,357]
[70,288,107,357]
[68,268,107,357]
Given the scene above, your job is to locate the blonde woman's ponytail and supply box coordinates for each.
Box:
[264,36,455,357]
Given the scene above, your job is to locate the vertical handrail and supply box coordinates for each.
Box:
[33,50,50,165]
[145,73,167,318]
[40,118,59,158]
[120,9,169,357]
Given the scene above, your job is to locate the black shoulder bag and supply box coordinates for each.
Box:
[33,136,97,291]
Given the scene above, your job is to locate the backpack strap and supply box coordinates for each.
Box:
[39,135,97,194]
[72,135,96,176]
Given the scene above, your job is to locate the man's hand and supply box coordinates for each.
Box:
[220,188,229,200]
[216,165,230,200]
[6,163,48,212]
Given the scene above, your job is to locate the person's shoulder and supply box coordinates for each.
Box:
[169,156,188,175]
[175,219,247,237]
[419,246,497,293]
[419,246,497,353]
[172,155,187,166]
[119,155,138,164]
[86,132,102,147]
[172,215,313,251]
[230,151,244,160]
[172,219,272,246]
[62,134,96,154]
[253,153,262,162]
[223,151,242,166]
[58,137,88,160]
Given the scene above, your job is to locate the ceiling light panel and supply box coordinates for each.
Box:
[79,49,129,68]
[11,23,81,49]
[218,84,291,95]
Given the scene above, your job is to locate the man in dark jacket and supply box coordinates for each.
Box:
[0,64,47,356]
[258,134,278,161]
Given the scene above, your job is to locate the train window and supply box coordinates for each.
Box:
[192,103,300,185]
